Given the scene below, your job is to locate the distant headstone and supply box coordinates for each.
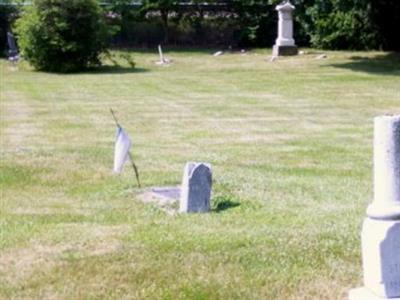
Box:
[315,54,327,59]
[272,1,298,56]
[155,44,170,65]
[7,32,18,61]
[349,115,400,300]
[179,162,212,213]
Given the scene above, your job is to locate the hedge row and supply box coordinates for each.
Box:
[1,0,399,56]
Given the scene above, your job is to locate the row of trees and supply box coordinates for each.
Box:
[0,0,398,72]
[102,0,399,50]
[1,0,399,52]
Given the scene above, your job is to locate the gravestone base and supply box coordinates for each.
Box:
[273,45,298,56]
[349,287,400,300]
[138,186,180,215]
[360,218,400,298]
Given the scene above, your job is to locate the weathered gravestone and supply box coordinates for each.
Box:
[272,1,298,56]
[179,162,212,213]
[349,115,400,300]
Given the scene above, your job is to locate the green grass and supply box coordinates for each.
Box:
[0,49,399,299]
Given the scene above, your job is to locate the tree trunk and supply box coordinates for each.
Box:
[161,10,169,44]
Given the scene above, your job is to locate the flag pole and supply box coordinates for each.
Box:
[128,152,141,188]
[110,108,141,188]
[110,108,121,128]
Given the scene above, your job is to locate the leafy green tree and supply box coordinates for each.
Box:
[15,0,110,72]
[141,0,178,42]
[304,0,378,49]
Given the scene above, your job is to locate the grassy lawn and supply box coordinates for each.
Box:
[0,49,399,299]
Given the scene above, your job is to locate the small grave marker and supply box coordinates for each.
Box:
[156,45,171,65]
[179,162,212,213]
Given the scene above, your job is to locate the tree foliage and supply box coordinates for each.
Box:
[15,0,110,72]
[299,0,378,49]
[3,0,399,51]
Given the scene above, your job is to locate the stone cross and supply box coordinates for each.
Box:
[349,115,400,300]
[272,1,298,56]
[179,162,212,213]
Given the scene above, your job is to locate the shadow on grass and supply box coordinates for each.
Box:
[31,65,149,75]
[329,52,400,75]
[112,46,224,55]
[80,66,149,75]
[212,196,240,213]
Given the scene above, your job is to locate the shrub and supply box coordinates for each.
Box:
[15,0,110,72]
[305,0,379,50]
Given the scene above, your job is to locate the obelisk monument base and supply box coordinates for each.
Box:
[272,45,298,56]
[349,115,400,300]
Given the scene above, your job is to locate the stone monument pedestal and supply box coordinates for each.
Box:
[349,218,400,300]
[272,1,298,57]
[272,45,298,56]
[349,115,400,300]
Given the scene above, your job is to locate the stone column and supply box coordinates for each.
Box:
[179,162,212,213]
[349,115,400,300]
[272,1,298,56]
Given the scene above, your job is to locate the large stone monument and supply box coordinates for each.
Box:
[349,115,400,300]
[272,1,298,56]
[179,162,212,213]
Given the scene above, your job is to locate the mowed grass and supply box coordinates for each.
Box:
[0,49,399,299]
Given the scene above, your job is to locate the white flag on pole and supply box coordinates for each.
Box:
[113,126,131,173]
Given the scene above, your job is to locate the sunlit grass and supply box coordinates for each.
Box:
[0,49,399,299]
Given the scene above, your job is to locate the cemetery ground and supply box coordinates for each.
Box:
[0,49,399,300]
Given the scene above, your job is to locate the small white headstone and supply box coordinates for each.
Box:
[179,162,212,213]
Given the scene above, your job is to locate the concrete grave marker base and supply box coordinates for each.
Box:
[139,186,180,215]
[349,287,400,300]
[138,162,212,214]
[361,218,400,298]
